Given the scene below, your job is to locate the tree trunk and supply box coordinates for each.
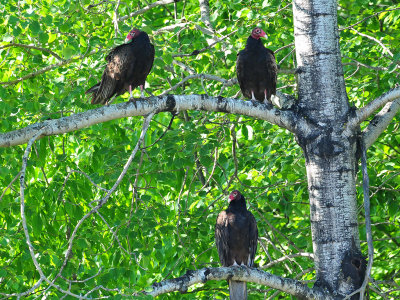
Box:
[293,0,365,295]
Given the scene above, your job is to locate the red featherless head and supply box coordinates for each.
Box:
[125,29,141,42]
[251,27,267,40]
[229,190,242,202]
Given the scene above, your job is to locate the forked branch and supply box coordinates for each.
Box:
[346,87,400,131]
[363,97,400,149]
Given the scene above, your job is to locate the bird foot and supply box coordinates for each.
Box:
[263,90,269,104]
[129,97,137,109]
[251,91,256,101]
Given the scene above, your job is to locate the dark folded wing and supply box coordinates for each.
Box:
[263,48,277,96]
[215,211,230,267]
[91,44,136,104]
[248,211,258,267]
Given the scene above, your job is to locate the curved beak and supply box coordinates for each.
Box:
[261,31,268,39]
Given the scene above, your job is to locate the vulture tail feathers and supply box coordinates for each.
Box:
[85,83,100,94]
[88,74,117,105]
[229,280,247,300]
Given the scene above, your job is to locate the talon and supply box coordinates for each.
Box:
[140,85,145,98]
[251,91,256,101]
[130,97,137,109]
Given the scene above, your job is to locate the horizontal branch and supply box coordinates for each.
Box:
[118,0,177,22]
[346,87,400,131]
[363,97,400,149]
[0,43,62,60]
[350,28,393,57]
[144,266,331,299]
[0,49,99,86]
[0,94,304,148]
[342,56,388,72]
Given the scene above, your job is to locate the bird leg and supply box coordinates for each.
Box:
[264,89,268,104]
[128,85,137,109]
[251,91,256,101]
[140,84,145,98]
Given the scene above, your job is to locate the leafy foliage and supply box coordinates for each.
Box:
[0,0,399,298]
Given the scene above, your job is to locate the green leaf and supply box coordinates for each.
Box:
[39,32,49,44]
[62,46,74,59]
[29,20,40,35]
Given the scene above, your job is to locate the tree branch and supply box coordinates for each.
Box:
[0,49,99,86]
[360,140,373,299]
[346,87,400,130]
[0,95,305,148]
[350,28,393,57]
[143,266,331,299]
[363,97,400,149]
[118,0,177,21]
[0,43,62,60]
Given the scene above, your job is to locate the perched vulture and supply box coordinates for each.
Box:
[215,190,258,300]
[236,27,277,103]
[86,29,155,105]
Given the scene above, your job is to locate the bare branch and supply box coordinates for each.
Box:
[154,22,189,34]
[57,113,154,276]
[0,171,20,202]
[143,266,331,299]
[0,43,62,60]
[18,126,90,299]
[0,49,99,86]
[159,74,236,95]
[260,253,314,269]
[118,0,177,21]
[363,97,400,149]
[0,95,305,148]
[350,28,393,57]
[113,0,122,37]
[339,7,400,31]
[172,28,241,57]
[347,87,400,131]
[342,56,388,72]
[359,140,373,300]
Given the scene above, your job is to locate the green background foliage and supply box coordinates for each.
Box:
[0,0,399,298]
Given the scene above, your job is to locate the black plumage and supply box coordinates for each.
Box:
[236,27,277,103]
[86,29,155,105]
[215,190,258,300]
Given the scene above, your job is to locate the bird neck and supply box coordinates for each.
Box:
[228,197,247,212]
[246,36,264,49]
[133,32,150,44]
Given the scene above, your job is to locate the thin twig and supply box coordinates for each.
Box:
[0,43,63,60]
[0,171,21,202]
[359,139,373,299]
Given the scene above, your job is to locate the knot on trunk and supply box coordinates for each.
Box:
[339,245,367,299]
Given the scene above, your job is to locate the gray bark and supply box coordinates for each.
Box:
[293,0,365,295]
[0,94,306,148]
[145,266,331,299]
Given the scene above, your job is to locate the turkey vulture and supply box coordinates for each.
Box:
[236,27,277,103]
[86,29,155,105]
[215,190,258,300]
